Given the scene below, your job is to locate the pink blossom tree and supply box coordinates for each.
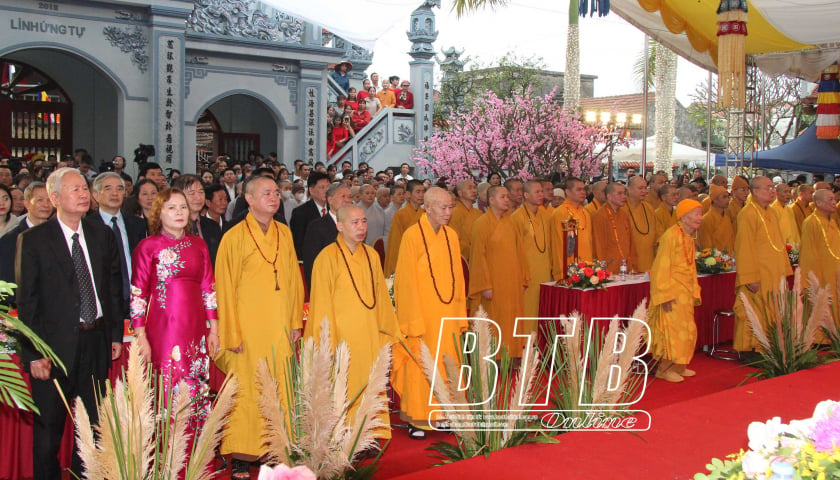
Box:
[413,89,628,182]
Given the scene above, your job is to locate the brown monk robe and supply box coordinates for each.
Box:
[592,182,634,273]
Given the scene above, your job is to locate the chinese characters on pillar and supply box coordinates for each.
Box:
[157,36,181,164]
[305,86,318,164]
[422,70,433,142]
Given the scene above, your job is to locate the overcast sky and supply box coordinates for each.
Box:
[365,0,710,107]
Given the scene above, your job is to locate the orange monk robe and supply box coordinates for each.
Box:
[726,198,745,234]
[592,203,634,273]
[383,203,424,276]
[623,200,656,272]
[698,208,735,253]
[654,204,676,243]
[584,198,602,217]
[733,198,793,351]
[391,214,467,427]
[511,205,552,317]
[649,224,702,365]
[791,199,813,234]
[550,200,594,280]
[469,211,529,357]
[770,199,799,245]
[305,237,401,438]
[449,200,482,260]
[799,212,840,322]
[701,195,712,214]
[645,195,661,211]
[543,205,555,216]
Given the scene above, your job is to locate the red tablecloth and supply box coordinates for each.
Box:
[538,272,737,351]
[1,340,228,480]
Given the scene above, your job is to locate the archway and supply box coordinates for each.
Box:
[196,93,280,166]
[1,48,119,167]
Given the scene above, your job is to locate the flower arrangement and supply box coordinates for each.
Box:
[695,248,734,275]
[786,243,799,266]
[563,261,612,290]
[257,464,316,480]
[694,400,840,480]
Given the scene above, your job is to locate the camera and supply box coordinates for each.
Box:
[133,144,156,165]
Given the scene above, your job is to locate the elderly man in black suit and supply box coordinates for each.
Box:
[290,171,330,259]
[16,167,124,480]
[89,172,147,317]
[301,183,352,288]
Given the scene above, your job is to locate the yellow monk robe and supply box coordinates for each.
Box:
[383,203,424,276]
[215,213,304,456]
[649,224,702,365]
[791,199,813,234]
[449,200,482,260]
[726,198,745,234]
[698,208,735,253]
[654,204,676,243]
[701,196,712,214]
[550,200,594,280]
[733,198,792,351]
[770,199,799,245]
[645,195,661,212]
[831,203,840,229]
[544,204,555,216]
[592,204,634,273]
[799,212,840,322]
[391,214,467,427]
[469,210,528,356]
[305,237,402,438]
[584,198,602,217]
[511,205,552,317]
[623,200,656,272]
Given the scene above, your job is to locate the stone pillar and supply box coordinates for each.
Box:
[407,0,440,147]
[300,61,329,165]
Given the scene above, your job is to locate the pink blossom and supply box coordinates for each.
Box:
[257,464,317,480]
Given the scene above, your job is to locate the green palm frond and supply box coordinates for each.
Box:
[451,0,510,17]
[0,353,37,411]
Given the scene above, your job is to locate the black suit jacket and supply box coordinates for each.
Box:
[196,216,222,269]
[87,211,148,254]
[301,214,337,289]
[0,222,30,304]
[16,217,124,377]
[290,199,322,260]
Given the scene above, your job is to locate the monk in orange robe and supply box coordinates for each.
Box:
[384,179,425,276]
[700,175,728,214]
[698,185,735,252]
[791,184,814,234]
[585,180,606,216]
[623,175,656,272]
[511,180,552,318]
[645,173,667,211]
[592,182,634,273]
[727,175,749,233]
[469,185,528,357]
[448,179,482,260]
[550,177,593,280]
[654,184,678,243]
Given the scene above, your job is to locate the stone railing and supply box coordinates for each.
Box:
[328,108,416,170]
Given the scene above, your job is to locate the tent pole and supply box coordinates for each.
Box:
[706,70,712,180]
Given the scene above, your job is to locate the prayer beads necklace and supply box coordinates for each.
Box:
[335,240,377,309]
[605,205,626,259]
[749,202,785,253]
[418,220,456,305]
[676,224,697,271]
[814,214,840,261]
[524,205,547,253]
[627,201,650,235]
[245,218,282,290]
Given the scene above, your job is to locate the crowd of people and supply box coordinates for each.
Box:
[328,64,414,157]
[3,147,838,479]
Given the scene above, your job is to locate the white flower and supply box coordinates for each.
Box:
[748,417,784,453]
[741,451,770,480]
[171,345,181,362]
[590,276,599,285]
[158,248,177,265]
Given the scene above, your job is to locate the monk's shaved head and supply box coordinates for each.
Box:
[524,179,542,193]
[424,186,451,207]
[628,175,646,189]
[814,188,834,204]
[336,204,364,222]
[487,184,507,200]
[710,175,727,187]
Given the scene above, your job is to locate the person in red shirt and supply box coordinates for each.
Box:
[331,115,350,151]
[357,79,373,101]
[346,87,359,110]
[351,98,372,130]
[396,80,414,109]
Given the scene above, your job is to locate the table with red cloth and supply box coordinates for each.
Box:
[538,271,737,350]
[0,340,229,480]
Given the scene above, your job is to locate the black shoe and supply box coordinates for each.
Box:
[231,459,251,480]
[408,426,426,440]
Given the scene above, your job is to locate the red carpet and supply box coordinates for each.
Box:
[383,359,840,480]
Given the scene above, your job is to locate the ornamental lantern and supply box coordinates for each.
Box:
[717,0,748,109]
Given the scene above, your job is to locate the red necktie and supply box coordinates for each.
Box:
[321,207,326,216]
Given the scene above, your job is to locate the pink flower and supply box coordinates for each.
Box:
[257,464,316,480]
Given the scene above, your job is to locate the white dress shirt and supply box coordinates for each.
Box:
[58,218,104,321]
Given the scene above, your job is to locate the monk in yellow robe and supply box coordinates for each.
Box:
[470,185,528,356]
[733,176,793,352]
[511,180,552,317]
[550,177,593,280]
[701,175,728,214]
[791,184,814,234]
[727,175,750,233]
[649,199,703,383]
[384,179,425,276]
[623,175,656,272]
[448,179,482,260]
[645,173,667,211]
[592,182,634,273]
[698,185,735,252]
[585,180,606,216]
[306,205,402,440]
[799,189,840,320]
[391,187,467,439]
[542,180,556,215]
[654,184,678,243]
[771,183,799,245]
[215,177,304,469]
